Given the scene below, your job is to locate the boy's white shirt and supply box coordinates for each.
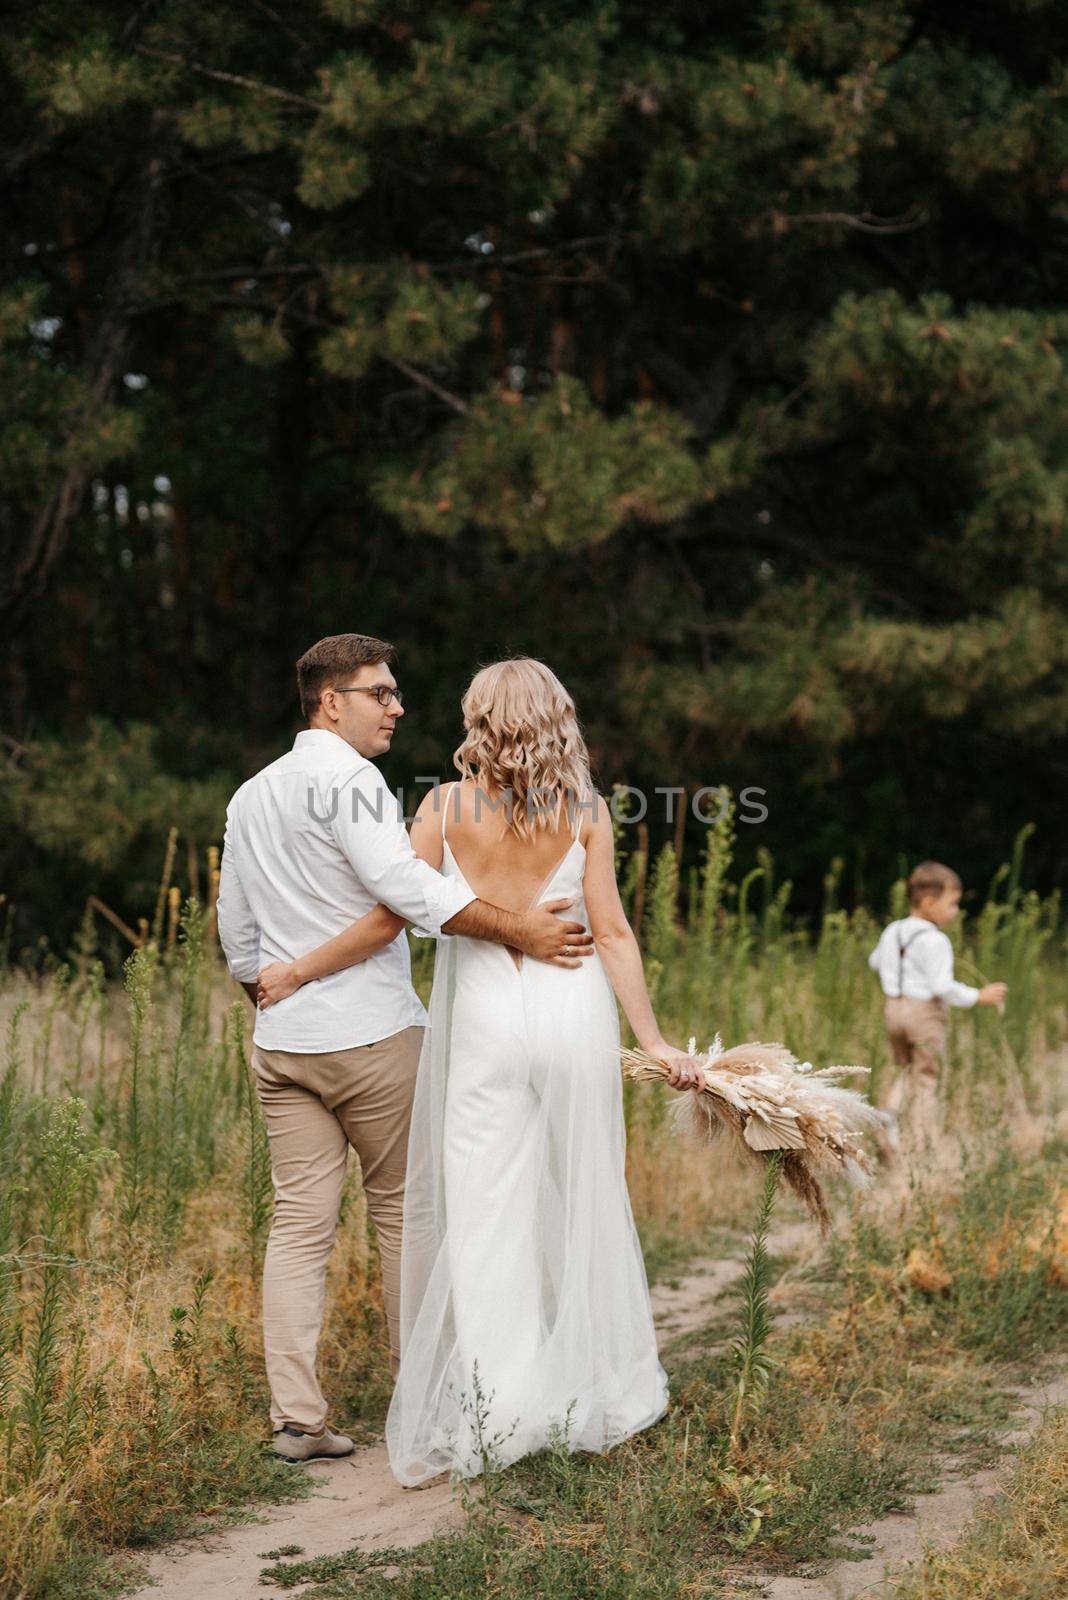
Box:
[868,916,979,1008]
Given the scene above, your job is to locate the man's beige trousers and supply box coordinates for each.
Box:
[252,1024,423,1434]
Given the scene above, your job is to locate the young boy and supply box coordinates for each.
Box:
[868,861,1007,1146]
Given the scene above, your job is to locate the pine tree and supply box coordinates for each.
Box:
[3,2,1068,937]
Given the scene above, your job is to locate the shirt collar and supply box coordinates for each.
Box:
[292,728,365,763]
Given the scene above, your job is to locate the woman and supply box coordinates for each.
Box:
[263,659,698,1483]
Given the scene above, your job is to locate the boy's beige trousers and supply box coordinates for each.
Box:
[882,996,947,1142]
[252,1024,423,1434]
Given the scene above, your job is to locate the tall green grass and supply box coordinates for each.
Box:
[613,815,1067,1153]
[255,1141,1063,1599]
[0,906,311,1600]
[0,818,1064,1598]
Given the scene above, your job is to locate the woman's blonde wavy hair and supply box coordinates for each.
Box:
[453,658,593,840]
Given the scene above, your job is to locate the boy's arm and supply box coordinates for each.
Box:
[924,933,980,1007]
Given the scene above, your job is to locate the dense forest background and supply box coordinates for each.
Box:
[3,1,1068,963]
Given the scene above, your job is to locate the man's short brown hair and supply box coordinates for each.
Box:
[295,633,396,720]
[906,860,962,907]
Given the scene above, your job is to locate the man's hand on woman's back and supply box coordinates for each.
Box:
[516,899,594,967]
[443,895,593,967]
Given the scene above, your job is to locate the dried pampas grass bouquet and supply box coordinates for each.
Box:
[620,1035,888,1231]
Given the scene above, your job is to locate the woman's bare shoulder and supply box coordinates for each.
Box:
[577,791,613,849]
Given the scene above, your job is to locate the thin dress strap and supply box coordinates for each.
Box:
[565,784,591,838]
[440,781,458,842]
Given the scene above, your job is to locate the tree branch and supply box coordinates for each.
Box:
[182,264,324,283]
[247,0,314,56]
[1,147,167,624]
[132,45,322,110]
[762,209,929,236]
[381,357,469,415]
[430,235,614,275]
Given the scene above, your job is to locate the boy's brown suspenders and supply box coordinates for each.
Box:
[896,924,934,997]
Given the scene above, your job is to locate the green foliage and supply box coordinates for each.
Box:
[177,95,286,155]
[728,1150,782,1450]
[643,843,680,984]
[255,1141,1050,1596]
[694,792,734,955]
[227,314,291,368]
[233,1002,273,1280]
[375,377,702,550]
[297,126,372,209]
[0,723,232,960]
[834,1139,1068,1364]
[0,720,229,877]
[318,268,483,380]
[0,286,136,508]
[160,899,207,1234]
[0,942,318,1597]
[2,6,1068,947]
[40,46,150,120]
[119,942,155,1235]
[640,52,866,251]
[0,1005,29,1413]
[0,825,1065,1596]
[4,0,1068,952]
[13,1097,109,1479]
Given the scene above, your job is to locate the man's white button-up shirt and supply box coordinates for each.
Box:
[216,728,475,1051]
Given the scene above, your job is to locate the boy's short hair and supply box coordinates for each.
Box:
[906,860,962,907]
[295,633,396,720]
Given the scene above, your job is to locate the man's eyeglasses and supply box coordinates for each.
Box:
[334,685,405,708]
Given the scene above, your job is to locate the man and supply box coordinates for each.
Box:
[216,632,591,1462]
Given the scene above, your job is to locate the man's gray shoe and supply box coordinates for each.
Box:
[272,1424,355,1463]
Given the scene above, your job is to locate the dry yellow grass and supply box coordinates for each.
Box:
[2,835,1066,1599]
[890,1406,1068,1599]
[905,1244,954,1295]
[976,1186,1068,1288]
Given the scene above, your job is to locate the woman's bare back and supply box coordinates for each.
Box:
[440,779,585,915]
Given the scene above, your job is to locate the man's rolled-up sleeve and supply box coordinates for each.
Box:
[330,768,475,935]
[216,815,262,981]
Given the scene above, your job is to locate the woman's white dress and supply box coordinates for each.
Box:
[385,802,668,1485]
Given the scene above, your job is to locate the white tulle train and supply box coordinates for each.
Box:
[385,836,668,1485]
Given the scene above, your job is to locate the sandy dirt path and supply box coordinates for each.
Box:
[126,1437,461,1600]
[123,1222,808,1599]
[122,1225,1062,1599]
[755,1368,1068,1600]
